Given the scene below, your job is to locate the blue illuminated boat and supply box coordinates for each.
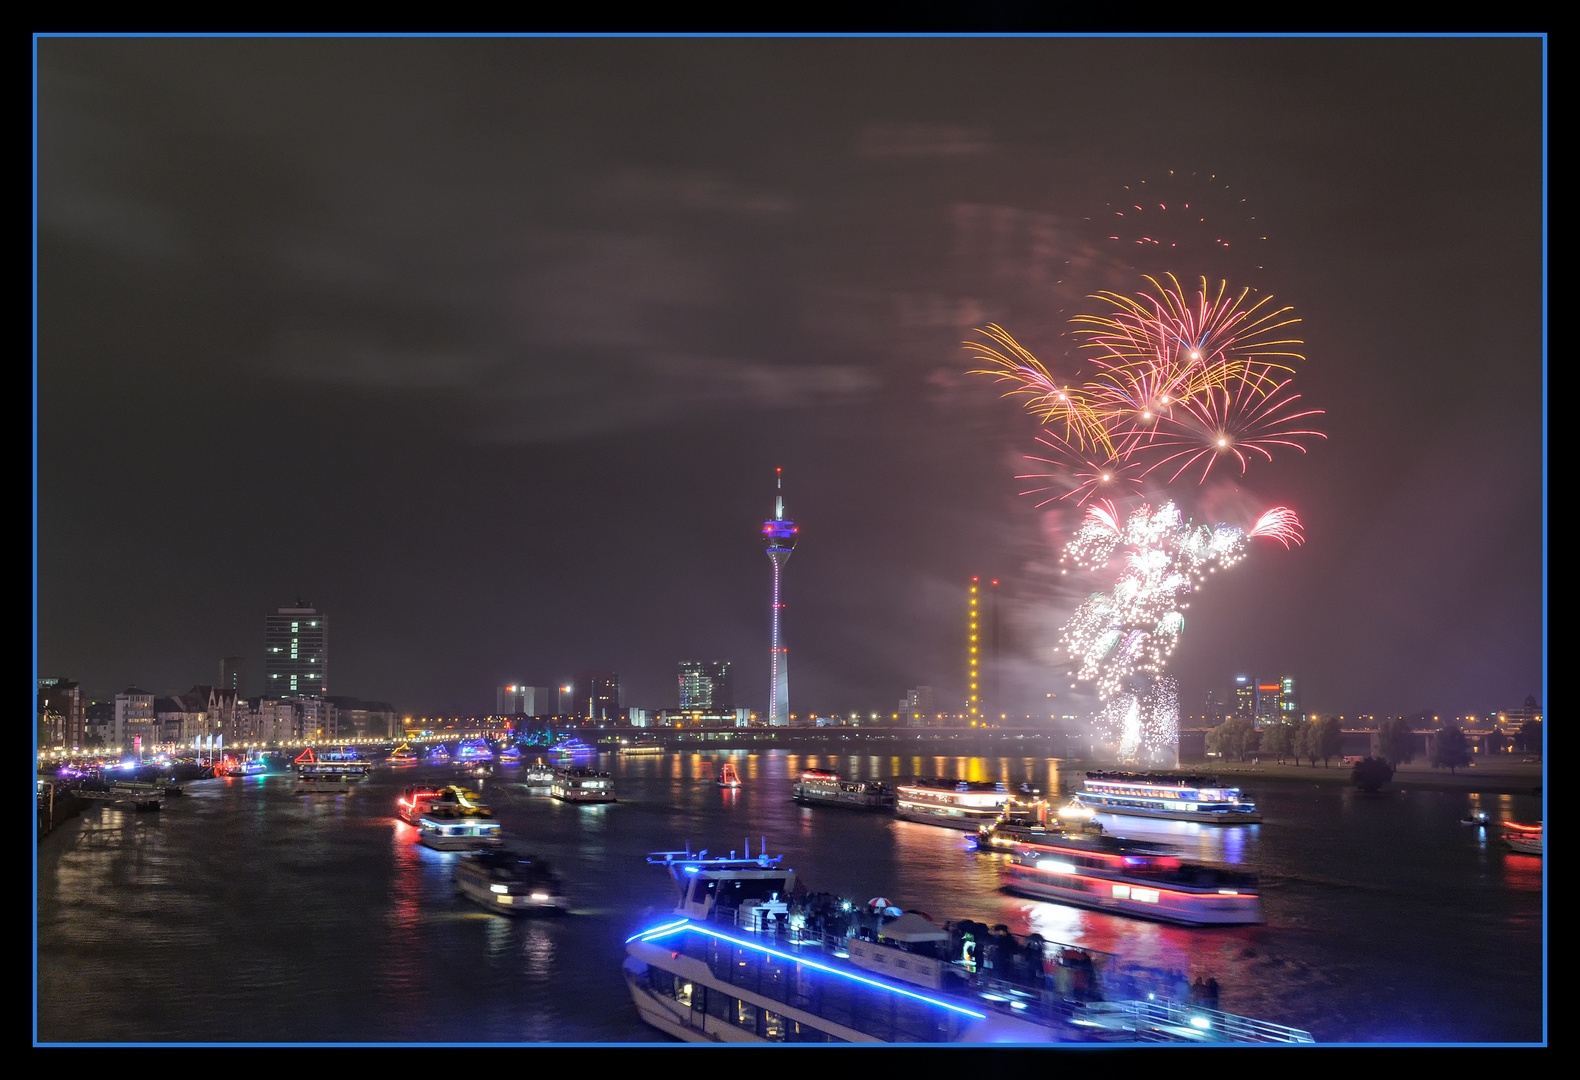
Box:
[623,843,1308,1044]
[456,737,493,762]
[428,744,450,764]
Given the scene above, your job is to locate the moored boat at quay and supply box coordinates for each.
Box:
[1073,771,1262,824]
[792,770,895,810]
[999,829,1264,926]
[622,843,1309,1044]
[893,778,1009,830]
[551,767,615,803]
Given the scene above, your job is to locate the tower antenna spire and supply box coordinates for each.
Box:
[762,469,798,726]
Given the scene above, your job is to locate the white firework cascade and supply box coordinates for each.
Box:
[1060,500,1253,701]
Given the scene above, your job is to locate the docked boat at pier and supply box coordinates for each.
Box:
[454,849,568,914]
[999,829,1264,926]
[792,770,895,810]
[551,767,615,803]
[893,778,1009,830]
[1073,771,1262,825]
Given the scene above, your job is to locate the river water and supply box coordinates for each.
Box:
[35,751,1545,1044]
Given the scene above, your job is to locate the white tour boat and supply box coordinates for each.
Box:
[454,849,568,914]
[551,767,615,803]
[999,829,1264,926]
[791,770,896,811]
[1073,771,1262,824]
[893,778,1010,830]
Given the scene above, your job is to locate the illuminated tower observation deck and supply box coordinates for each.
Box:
[762,469,798,726]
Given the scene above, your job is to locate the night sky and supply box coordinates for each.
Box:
[35,37,1545,722]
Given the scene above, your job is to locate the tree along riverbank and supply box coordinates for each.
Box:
[1178,757,1543,795]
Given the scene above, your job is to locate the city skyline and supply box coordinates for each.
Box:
[36,38,1545,721]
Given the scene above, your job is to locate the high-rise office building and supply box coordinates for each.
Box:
[1233,676,1256,721]
[220,656,247,697]
[497,684,553,716]
[265,605,327,700]
[573,672,621,721]
[678,661,734,712]
[762,469,797,726]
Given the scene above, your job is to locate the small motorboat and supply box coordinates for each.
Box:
[1460,811,1490,826]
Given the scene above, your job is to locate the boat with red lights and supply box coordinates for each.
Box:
[999,830,1264,926]
[293,748,370,793]
[387,743,419,768]
[397,784,489,825]
[792,770,895,810]
[1503,821,1543,855]
[1073,771,1262,824]
[718,763,742,789]
[892,778,1009,830]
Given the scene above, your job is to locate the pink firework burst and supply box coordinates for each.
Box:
[1248,507,1304,547]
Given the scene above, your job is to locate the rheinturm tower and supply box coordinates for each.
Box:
[762,468,798,726]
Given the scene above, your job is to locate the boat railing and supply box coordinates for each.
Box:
[1089,998,1315,1044]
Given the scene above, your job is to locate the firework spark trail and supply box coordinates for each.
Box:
[968,277,1323,504]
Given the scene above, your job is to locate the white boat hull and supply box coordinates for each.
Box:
[1002,864,1264,926]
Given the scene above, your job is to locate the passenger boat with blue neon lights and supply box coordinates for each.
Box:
[892,778,1010,830]
[428,743,450,764]
[417,805,503,851]
[1073,771,1262,824]
[224,756,267,777]
[623,843,1304,1043]
[454,849,568,914]
[998,830,1264,926]
[456,737,493,762]
[792,770,895,810]
[551,767,615,803]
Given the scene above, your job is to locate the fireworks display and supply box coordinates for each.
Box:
[969,274,1323,506]
[968,266,1321,764]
